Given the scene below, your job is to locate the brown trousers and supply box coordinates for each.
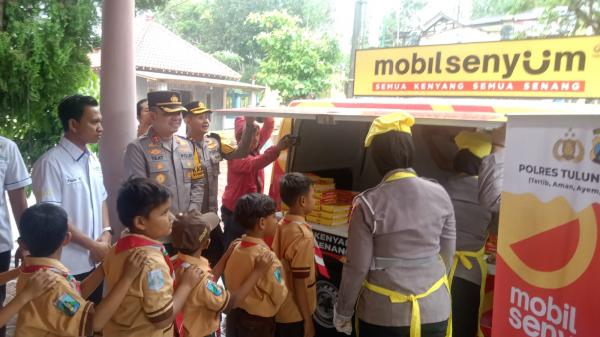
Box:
[226,308,275,337]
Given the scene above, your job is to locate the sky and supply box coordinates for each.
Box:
[331,0,474,52]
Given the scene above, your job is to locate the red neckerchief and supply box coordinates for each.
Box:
[22,265,81,293]
[240,241,257,248]
[115,235,174,276]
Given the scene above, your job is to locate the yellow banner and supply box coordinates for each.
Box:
[354,36,600,98]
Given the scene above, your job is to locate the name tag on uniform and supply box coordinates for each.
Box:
[65,177,82,185]
[180,153,193,160]
[151,154,165,161]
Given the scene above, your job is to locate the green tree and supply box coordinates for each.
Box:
[157,0,334,80]
[472,0,599,35]
[0,0,169,167]
[212,50,244,73]
[472,0,543,18]
[379,0,426,47]
[0,1,99,167]
[247,11,341,104]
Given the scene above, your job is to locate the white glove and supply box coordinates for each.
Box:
[333,305,353,335]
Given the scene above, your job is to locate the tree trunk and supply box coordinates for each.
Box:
[0,0,5,31]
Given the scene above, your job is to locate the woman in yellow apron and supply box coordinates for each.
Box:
[334,112,456,337]
[444,131,494,337]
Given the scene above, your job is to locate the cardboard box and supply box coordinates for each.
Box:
[321,204,352,213]
[320,210,349,220]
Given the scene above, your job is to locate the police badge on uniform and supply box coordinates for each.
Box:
[55,293,80,316]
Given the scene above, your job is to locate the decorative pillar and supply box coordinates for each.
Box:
[99,0,136,238]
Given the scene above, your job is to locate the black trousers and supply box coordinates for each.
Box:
[275,320,304,337]
[226,308,275,337]
[359,319,448,337]
[74,269,103,304]
[451,277,481,337]
[0,250,10,337]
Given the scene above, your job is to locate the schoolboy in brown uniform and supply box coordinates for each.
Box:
[0,270,58,329]
[272,173,318,337]
[224,193,288,337]
[102,178,204,337]
[15,203,148,337]
[171,210,275,337]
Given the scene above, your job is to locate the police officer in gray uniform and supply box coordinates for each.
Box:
[444,131,494,337]
[124,91,195,254]
[183,100,256,264]
[334,112,456,337]
[183,100,255,213]
[478,126,506,213]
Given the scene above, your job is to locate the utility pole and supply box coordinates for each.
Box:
[347,0,366,98]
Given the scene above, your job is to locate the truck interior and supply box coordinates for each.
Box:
[289,119,460,192]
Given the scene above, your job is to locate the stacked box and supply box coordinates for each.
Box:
[299,173,359,226]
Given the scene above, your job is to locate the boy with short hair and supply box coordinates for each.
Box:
[171,209,276,337]
[272,173,318,337]
[15,203,147,336]
[224,193,288,337]
[102,178,204,337]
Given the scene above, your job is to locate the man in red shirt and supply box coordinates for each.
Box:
[221,117,292,248]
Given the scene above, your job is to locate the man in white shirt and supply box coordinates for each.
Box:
[0,136,31,337]
[32,95,112,303]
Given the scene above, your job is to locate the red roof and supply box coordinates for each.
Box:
[90,18,241,81]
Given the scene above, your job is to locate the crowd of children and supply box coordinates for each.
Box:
[0,172,320,337]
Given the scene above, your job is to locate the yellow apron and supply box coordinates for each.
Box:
[363,276,451,337]
[448,246,488,337]
[354,170,451,337]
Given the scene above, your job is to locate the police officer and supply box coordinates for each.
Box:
[478,125,506,213]
[183,100,255,264]
[334,112,456,337]
[183,100,255,213]
[445,131,493,337]
[124,91,195,254]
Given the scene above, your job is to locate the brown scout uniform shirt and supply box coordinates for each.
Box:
[15,257,94,337]
[102,234,174,337]
[223,235,288,318]
[336,169,456,327]
[189,130,253,213]
[271,214,317,323]
[124,127,196,214]
[174,254,230,337]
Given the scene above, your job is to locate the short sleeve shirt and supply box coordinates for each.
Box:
[272,215,317,323]
[174,254,230,336]
[15,257,94,337]
[223,235,288,318]
[102,235,174,337]
[31,137,107,275]
[0,136,31,252]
